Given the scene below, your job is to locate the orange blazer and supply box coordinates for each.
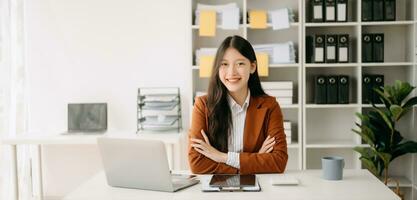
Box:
[188,95,288,174]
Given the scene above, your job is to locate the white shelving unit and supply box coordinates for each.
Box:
[190,0,416,198]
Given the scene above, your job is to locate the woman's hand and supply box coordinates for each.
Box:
[259,135,275,153]
[191,130,228,163]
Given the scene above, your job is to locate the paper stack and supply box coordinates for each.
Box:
[261,81,293,105]
[284,121,292,144]
[195,48,217,65]
[195,3,240,30]
[248,8,295,30]
[253,42,296,64]
[268,8,295,30]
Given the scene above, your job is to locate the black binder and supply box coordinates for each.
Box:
[315,76,327,104]
[373,34,384,62]
[362,34,373,63]
[311,0,324,22]
[325,0,336,22]
[325,35,338,63]
[338,75,349,104]
[306,36,314,63]
[314,35,325,63]
[338,34,349,63]
[372,75,384,104]
[384,0,396,21]
[327,76,338,104]
[336,0,348,22]
[373,0,384,21]
[362,75,373,103]
[362,0,373,21]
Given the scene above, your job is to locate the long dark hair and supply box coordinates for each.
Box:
[207,35,266,152]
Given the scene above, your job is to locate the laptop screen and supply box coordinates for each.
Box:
[68,103,107,132]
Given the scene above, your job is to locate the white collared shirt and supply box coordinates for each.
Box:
[226,90,250,169]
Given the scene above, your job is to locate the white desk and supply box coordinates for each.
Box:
[1,132,183,200]
[63,170,400,200]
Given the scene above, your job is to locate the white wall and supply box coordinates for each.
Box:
[25,0,190,197]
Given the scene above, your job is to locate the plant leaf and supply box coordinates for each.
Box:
[360,157,379,177]
[354,147,375,159]
[375,151,391,167]
[402,96,417,109]
[389,105,403,121]
[392,130,404,146]
[367,111,390,151]
[352,129,374,146]
[376,159,384,177]
[384,85,397,104]
[362,126,376,143]
[395,81,415,103]
[355,112,368,122]
[374,87,392,107]
[397,107,411,122]
[371,107,393,132]
[391,141,417,161]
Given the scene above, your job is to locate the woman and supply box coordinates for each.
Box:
[188,35,288,174]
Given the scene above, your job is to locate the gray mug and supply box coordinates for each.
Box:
[321,156,344,180]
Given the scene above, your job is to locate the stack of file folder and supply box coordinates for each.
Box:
[306,34,350,63]
[362,0,396,21]
[248,8,295,30]
[195,48,217,65]
[253,42,296,64]
[314,75,350,104]
[268,8,295,30]
[137,88,182,132]
[194,3,240,30]
[362,33,384,63]
[284,121,292,144]
[309,0,348,22]
[362,74,384,104]
[261,81,293,105]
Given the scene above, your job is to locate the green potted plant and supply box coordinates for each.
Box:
[352,80,417,185]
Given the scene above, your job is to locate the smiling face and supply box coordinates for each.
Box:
[218,47,256,96]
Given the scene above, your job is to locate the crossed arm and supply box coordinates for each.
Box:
[190,130,276,166]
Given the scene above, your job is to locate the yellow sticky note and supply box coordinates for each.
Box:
[249,10,267,29]
[256,53,269,77]
[199,10,216,37]
[199,55,215,78]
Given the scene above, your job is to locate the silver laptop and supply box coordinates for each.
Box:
[97,138,199,192]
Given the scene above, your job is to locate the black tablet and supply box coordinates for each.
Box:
[209,174,256,188]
